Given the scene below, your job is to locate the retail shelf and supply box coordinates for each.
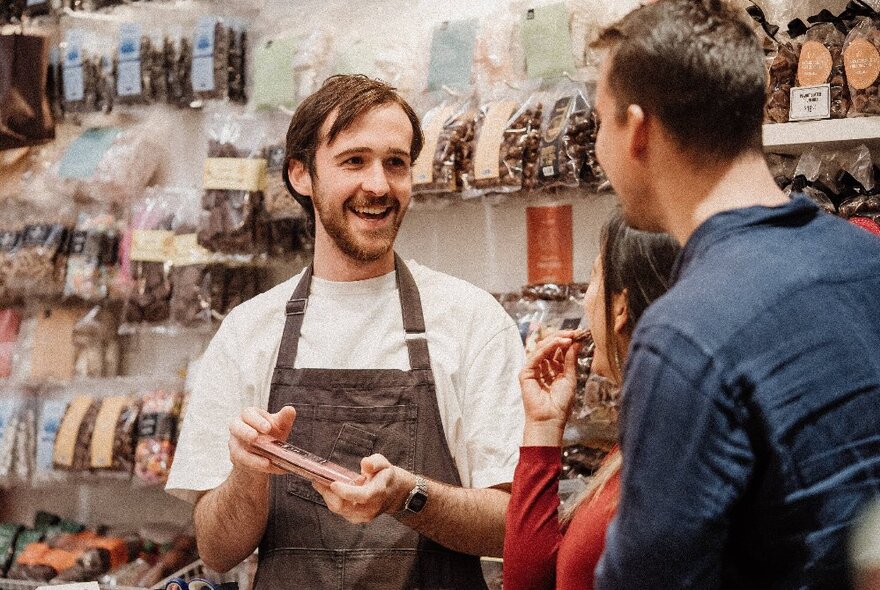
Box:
[0,559,206,590]
[763,117,880,154]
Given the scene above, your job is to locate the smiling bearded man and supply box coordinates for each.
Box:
[166,75,527,590]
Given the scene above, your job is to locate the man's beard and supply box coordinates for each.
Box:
[313,191,405,263]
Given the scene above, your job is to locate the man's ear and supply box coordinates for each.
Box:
[626,104,649,162]
[288,159,313,197]
[613,289,629,336]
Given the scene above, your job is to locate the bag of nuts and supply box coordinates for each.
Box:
[765,41,801,123]
[122,189,177,327]
[169,191,219,328]
[411,97,474,199]
[460,85,542,198]
[198,112,269,255]
[53,394,99,475]
[844,16,880,117]
[89,392,140,478]
[797,21,850,118]
[6,207,74,301]
[534,79,592,191]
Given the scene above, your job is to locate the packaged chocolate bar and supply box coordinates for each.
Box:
[250,434,362,485]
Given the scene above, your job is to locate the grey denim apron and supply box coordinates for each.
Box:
[254,254,488,590]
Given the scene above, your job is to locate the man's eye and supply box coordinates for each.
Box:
[388,157,408,168]
[344,156,364,166]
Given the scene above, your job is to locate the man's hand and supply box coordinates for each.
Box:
[228,405,297,476]
[312,454,411,524]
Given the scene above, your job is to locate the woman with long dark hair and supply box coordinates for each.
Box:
[503,211,680,589]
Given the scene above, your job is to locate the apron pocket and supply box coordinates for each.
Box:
[286,404,417,507]
[329,423,377,471]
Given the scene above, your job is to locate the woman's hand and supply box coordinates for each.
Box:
[518,331,583,446]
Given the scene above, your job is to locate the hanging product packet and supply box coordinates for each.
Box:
[53,393,100,475]
[198,112,269,255]
[251,35,298,110]
[63,209,119,302]
[843,16,880,116]
[122,189,177,327]
[291,29,333,105]
[460,84,542,199]
[520,3,577,80]
[787,146,841,213]
[766,40,800,123]
[190,16,230,103]
[0,390,25,485]
[59,27,115,116]
[0,203,24,304]
[56,121,163,203]
[6,206,74,301]
[27,305,84,382]
[262,138,309,256]
[33,387,70,486]
[169,189,218,328]
[411,96,473,199]
[113,22,151,107]
[473,5,526,95]
[72,305,120,379]
[89,387,140,479]
[534,79,593,191]
[797,20,850,118]
[427,19,479,93]
[134,387,183,486]
[0,308,22,378]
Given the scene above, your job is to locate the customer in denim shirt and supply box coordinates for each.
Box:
[589,1,880,588]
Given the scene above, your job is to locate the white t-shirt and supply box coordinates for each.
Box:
[166,260,525,503]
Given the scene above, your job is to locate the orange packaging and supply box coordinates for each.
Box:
[88,536,129,569]
[527,204,573,284]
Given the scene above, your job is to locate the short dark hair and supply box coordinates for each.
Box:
[600,211,680,383]
[593,0,765,162]
[282,75,424,220]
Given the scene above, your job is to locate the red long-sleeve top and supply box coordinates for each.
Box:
[503,446,620,590]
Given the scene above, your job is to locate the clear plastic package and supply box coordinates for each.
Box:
[6,206,75,301]
[134,387,183,486]
[844,16,880,117]
[198,112,269,255]
[72,305,120,379]
[534,79,592,191]
[63,209,119,302]
[123,189,177,326]
[460,85,541,198]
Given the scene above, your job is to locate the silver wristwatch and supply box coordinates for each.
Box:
[403,475,429,515]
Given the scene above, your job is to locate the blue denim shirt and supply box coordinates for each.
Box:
[595,197,880,589]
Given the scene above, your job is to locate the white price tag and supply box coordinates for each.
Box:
[789,84,831,121]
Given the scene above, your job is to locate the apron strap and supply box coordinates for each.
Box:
[394,253,431,372]
[276,254,432,372]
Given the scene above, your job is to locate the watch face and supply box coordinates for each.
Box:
[407,492,428,513]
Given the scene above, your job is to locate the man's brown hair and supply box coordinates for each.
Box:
[283,75,424,220]
[593,0,765,162]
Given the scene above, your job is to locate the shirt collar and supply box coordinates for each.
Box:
[670,196,820,283]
